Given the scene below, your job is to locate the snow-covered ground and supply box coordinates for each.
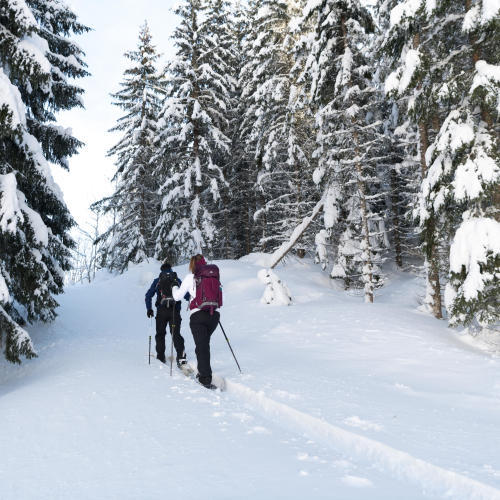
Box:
[1,256,499,500]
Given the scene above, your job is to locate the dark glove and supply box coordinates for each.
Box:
[147,309,154,318]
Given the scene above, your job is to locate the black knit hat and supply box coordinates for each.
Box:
[160,260,172,271]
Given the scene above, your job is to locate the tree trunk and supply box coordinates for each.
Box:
[413,32,442,317]
[354,132,374,303]
[341,14,374,303]
[246,157,254,255]
[390,169,403,268]
[255,154,268,252]
[429,250,443,319]
[418,121,429,177]
[270,198,324,269]
[431,115,441,140]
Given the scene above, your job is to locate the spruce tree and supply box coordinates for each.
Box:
[226,0,255,258]
[234,0,263,254]
[0,0,89,363]
[300,0,385,302]
[239,0,281,251]
[93,22,164,272]
[375,1,422,270]
[382,0,499,325]
[154,0,233,263]
[382,0,447,317]
[420,0,500,328]
[200,0,238,258]
[240,0,317,253]
[278,0,319,256]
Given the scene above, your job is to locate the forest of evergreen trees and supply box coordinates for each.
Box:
[97,0,498,325]
[0,0,499,363]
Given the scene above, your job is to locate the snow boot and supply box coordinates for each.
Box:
[196,374,217,390]
[157,354,166,364]
[176,352,187,368]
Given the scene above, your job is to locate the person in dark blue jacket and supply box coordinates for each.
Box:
[145,261,187,366]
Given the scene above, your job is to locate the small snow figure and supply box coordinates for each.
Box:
[258,269,292,306]
[315,230,329,271]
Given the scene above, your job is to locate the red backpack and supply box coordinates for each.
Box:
[190,264,223,314]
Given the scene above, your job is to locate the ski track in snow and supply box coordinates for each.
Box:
[1,256,500,500]
[221,377,500,500]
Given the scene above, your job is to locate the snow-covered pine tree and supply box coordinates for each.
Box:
[281,0,320,257]
[93,22,164,272]
[0,0,89,363]
[382,0,447,317]
[200,0,238,258]
[226,0,256,258]
[238,0,278,252]
[233,0,263,255]
[376,101,420,270]
[374,1,422,270]
[300,0,385,302]
[239,0,318,254]
[420,0,500,328]
[154,0,233,263]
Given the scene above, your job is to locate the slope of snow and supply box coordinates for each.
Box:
[1,256,499,500]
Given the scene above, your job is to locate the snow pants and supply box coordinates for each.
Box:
[190,310,220,385]
[156,306,185,360]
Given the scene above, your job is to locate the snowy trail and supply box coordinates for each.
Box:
[1,257,500,499]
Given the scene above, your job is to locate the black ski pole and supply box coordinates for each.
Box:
[169,313,174,376]
[218,321,242,374]
[148,317,154,365]
[148,335,151,365]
